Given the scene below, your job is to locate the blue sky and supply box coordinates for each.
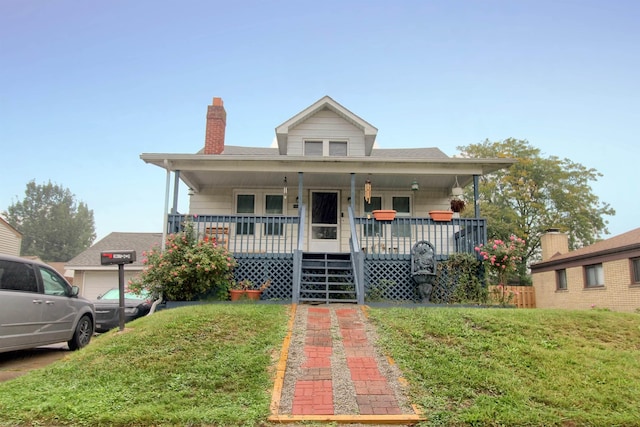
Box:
[1,0,638,242]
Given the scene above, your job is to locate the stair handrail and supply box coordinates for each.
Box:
[297,203,306,251]
[348,206,364,304]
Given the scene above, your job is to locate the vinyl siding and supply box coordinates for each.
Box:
[286,109,366,156]
[0,222,21,256]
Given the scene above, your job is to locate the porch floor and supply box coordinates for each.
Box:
[269,304,425,425]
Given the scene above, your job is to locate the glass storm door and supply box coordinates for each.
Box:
[309,191,340,252]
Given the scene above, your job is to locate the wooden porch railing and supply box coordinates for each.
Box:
[353,216,487,259]
[168,214,301,256]
[167,214,487,258]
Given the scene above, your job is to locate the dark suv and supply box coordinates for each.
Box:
[0,254,95,353]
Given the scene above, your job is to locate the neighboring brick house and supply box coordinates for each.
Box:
[66,232,162,299]
[531,228,640,312]
[0,216,22,256]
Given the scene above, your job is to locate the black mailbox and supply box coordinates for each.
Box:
[100,250,136,265]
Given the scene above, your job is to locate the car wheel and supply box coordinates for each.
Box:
[68,315,93,351]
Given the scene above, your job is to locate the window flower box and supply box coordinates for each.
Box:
[372,210,396,221]
[429,210,454,221]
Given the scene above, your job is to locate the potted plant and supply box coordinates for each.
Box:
[230,279,252,301]
[231,279,272,301]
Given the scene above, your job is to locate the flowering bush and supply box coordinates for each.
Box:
[475,235,526,305]
[128,221,237,301]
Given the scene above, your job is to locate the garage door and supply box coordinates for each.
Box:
[82,270,141,300]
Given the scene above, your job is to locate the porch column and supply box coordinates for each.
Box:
[473,174,480,218]
[350,173,355,211]
[298,172,304,207]
[171,170,181,214]
[161,160,171,251]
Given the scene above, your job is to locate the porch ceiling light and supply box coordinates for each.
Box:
[411,179,419,191]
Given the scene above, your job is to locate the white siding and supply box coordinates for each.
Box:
[286,109,366,156]
[190,188,233,215]
[0,222,21,256]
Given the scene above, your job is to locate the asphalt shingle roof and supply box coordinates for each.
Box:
[66,232,163,268]
[534,227,640,267]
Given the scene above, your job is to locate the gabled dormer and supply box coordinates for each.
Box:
[275,96,378,157]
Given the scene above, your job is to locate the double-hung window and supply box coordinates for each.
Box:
[556,269,567,290]
[304,140,348,156]
[265,195,284,236]
[631,258,640,285]
[391,196,411,237]
[363,196,382,237]
[236,194,255,235]
[585,263,604,288]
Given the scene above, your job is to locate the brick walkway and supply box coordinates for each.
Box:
[270,304,424,425]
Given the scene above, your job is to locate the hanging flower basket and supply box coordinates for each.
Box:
[372,210,396,221]
[429,210,454,222]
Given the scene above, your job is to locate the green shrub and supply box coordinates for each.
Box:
[128,221,237,301]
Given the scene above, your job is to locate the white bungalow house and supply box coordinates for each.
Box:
[140,96,514,303]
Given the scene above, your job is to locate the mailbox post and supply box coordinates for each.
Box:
[100,250,136,331]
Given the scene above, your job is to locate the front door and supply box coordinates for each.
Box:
[309,191,340,252]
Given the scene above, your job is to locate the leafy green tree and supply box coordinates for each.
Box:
[3,180,96,261]
[458,138,615,280]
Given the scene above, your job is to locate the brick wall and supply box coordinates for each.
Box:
[533,259,640,312]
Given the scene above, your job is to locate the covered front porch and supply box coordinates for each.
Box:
[166,205,486,304]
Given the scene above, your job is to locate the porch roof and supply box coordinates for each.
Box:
[140,151,515,193]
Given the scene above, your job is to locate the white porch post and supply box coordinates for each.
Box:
[171,170,181,215]
[350,173,355,211]
[161,160,171,252]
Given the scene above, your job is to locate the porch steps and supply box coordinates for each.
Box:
[299,252,357,304]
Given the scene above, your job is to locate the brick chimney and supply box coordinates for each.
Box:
[204,97,226,154]
[540,228,569,261]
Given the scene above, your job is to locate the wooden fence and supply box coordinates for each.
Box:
[488,285,536,308]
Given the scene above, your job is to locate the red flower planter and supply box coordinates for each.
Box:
[372,210,397,221]
[429,210,454,222]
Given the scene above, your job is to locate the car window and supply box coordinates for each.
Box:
[39,267,69,296]
[0,259,38,293]
[102,289,147,300]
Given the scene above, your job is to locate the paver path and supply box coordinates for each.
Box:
[269,304,424,425]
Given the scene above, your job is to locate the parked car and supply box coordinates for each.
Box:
[93,288,154,332]
[0,254,95,353]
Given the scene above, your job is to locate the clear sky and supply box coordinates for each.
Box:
[1,0,638,242]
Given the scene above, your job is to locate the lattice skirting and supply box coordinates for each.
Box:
[364,257,469,303]
[235,255,294,301]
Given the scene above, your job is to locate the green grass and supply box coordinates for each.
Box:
[368,307,640,426]
[0,305,639,426]
[0,304,289,426]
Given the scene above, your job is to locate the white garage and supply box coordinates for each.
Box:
[66,232,163,299]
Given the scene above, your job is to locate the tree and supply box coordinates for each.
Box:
[3,180,96,261]
[458,139,615,281]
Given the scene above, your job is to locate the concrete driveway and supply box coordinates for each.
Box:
[0,343,70,382]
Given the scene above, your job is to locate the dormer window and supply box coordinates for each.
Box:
[304,140,348,157]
